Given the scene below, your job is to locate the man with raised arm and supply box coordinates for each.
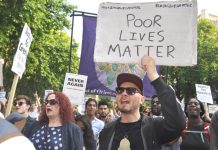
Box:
[98,55,185,150]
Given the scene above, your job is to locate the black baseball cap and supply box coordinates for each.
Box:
[117,73,143,94]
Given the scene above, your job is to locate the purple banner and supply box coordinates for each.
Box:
[78,16,158,98]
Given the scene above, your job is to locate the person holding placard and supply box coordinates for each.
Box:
[180,97,210,150]
[98,55,185,150]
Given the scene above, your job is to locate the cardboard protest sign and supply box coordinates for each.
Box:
[44,90,54,100]
[6,23,33,116]
[0,59,3,87]
[94,0,197,66]
[11,23,33,77]
[62,73,87,105]
[195,84,213,104]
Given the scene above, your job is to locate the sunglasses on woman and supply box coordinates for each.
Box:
[44,99,59,105]
[13,101,25,107]
[115,87,140,95]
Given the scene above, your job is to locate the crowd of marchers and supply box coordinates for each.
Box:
[0,55,217,150]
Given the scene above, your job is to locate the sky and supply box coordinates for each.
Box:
[68,0,218,55]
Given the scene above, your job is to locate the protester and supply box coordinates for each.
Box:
[27,92,83,150]
[75,115,96,150]
[210,110,218,150]
[142,107,151,117]
[98,55,186,150]
[28,103,39,120]
[0,118,36,150]
[98,100,114,124]
[150,95,162,116]
[139,105,150,117]
[6,95,35,136]
[180,97,210,150]
[72,104,81,119]
[85,98,104,144]
[150,95,180,150]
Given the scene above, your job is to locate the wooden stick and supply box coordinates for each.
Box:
[5,74,19,117]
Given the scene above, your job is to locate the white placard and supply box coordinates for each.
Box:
[62,73,87,105]
[0,91,6,103]
[94,0,197,66]
[11,23,33,77]
[0,59,4,87]
[195,84,213,104]
[44,90,54,100]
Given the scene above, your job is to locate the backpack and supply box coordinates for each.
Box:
[181,121,210,142]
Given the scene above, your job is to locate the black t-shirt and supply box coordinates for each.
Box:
[180,124,210,150]
[111,118,144,150]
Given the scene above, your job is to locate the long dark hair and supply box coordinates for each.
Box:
[75,115,96,149]
[184,97,205,117]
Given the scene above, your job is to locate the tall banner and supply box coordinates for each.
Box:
[94,0,197,66]
[78,16,158,97]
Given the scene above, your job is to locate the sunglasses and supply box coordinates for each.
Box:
[116,87,139,95]
[151,100,160,105]
[13,101,25,107]
[44,99,59,105]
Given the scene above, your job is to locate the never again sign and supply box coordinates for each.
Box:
[94,0,197,66]
[62,73,87,105]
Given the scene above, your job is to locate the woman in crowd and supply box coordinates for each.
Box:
[180,97,210,150]
[27,92,83,150]
[75,115,96,150]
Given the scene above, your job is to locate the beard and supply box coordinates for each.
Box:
[100,113,108,118]
[119,108,132,114]
[117,102,139,114]
[118,106,138,114]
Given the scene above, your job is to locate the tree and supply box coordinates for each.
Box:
[161,19,218,102]
[0,0,79,101]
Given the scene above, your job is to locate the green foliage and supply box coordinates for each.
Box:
[0,0,79,101]
[161,19,218,102]
[98,97,113,109]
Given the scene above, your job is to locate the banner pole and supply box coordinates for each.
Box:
[5,74,19,117]
[68,11,97,73]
